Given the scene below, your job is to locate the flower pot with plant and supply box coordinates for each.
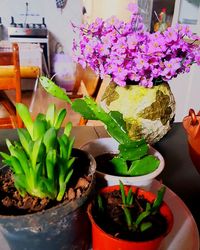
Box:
[0,103,96,250]
[72,3,200,144]
[87,181,173,250]
[39,77,164,190]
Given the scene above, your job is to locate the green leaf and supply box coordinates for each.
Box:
[46,103,55,126]
[109,111,127,134]
[128,155,160,176]
[64,122,72,137]
[135,210,151,226]
[0,151,11,161]
[66,137,75,160]
[118,139,148,161]
[39,76,72,104]
[33,117,46,141]
[152,186,166,211]
[14,174,27,197]
[111,157,128,175]
[119,180,126,204]
[140,222,152,232]
[46,149,56,180]
[17,129,31,155]
[16,103,33,138]
[126,188,133,205]
[57,168,74,201]
[65,157,75,173]
[72,98,97,120]
[72,96,130,144]
[10,157,23,174]
[31,138,43,169]
[7,144,29,175]
[43,128,57,152]
[58,137,67,159]
[97,195,104,212]
[54,108,67,129]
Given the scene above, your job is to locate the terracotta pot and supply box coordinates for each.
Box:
[87,185,173,250]
[81,137,165,190]
[183,109,200,174]
[0,149,96,250]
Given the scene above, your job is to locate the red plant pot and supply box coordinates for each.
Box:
[87,185,173,250]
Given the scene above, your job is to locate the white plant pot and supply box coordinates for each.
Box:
[80,137,165,190]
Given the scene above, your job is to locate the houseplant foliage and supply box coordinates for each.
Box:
[0,103,96,250]
[87,181,173,250]
[40,76,160,178]
[72,3,200,143]
[0,103,75,202]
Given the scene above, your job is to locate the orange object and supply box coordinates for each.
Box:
[0,43,23,128]
[87,185,173,250]
[183,109,200,174]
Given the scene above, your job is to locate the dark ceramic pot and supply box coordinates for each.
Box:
[0,148,96,250]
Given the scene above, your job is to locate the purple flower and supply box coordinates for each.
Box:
[72,3,200,88]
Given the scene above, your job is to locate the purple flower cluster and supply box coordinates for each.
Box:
[72,3,200,87]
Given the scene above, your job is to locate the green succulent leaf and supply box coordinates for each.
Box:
[119,180,126,204]
[0,101,76,201]
[16,103,33,138]
[152,186,166,211]
[72,98,97,120]
[111,157,128,175]
[118,139,148,161]
[17,129,31,156]
[43,128,57,152]
[46,149,56,180]
[54,108,67,129]
[140,222,152,232]
[14,174,27,197]
[64,122,72,137]
[39,76,72,104]
[135,210,151,226]
[31,138,43,169]
[46,103,56,126]
[72,97,130,144]
[128,155,160,176]
[33,117,47,141]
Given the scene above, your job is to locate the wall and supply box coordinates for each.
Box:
[0,0,83,59]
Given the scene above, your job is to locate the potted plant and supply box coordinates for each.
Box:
[87,181,173,250]
[72,3,200,144]
[39,77,164,190]
[0,103,96,250]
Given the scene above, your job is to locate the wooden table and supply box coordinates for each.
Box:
[0,123,199,248]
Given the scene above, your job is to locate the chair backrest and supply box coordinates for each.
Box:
[72,64,101,98]
[0,42,22,128]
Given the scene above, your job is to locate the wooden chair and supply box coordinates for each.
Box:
[0,42,23,128]
[70,64,102,99]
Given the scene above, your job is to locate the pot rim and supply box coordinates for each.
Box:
[81,137,165,181]
[0,148,96,219]
[87,184,174,243]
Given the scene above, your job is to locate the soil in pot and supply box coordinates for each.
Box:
[92,189,168,242]
[0,149,95,250]
[95,153,118,175]
[0,149,93,215]
[0,169,92,215]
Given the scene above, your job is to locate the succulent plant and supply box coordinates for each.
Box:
[40,76,160,176]
[97,181,166,234]
[0,103,75,201]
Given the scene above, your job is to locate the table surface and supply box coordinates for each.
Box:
[0,123,199,233]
